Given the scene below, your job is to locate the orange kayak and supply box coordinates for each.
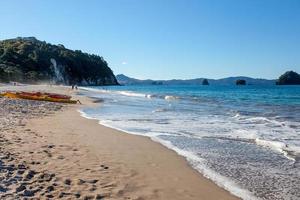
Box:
[19,92,71,100]
[0,92,77,104]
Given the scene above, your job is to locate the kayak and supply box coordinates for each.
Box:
[0,91,19,98]
[44,92,71,100]
[0,92,77,104]
[18,92,72,100]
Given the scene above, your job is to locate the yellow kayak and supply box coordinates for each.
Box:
[1,92,19,98]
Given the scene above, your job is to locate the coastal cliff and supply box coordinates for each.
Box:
[0,37,118,85]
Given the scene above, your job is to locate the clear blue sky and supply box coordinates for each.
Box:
[1,0,300,79]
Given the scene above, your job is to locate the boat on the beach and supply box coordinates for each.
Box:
[0,91,77,104]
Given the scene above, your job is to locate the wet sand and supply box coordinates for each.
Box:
[0,85,239,199]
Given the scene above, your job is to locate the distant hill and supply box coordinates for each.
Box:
[0,37,118,85]
[116,74,276,86]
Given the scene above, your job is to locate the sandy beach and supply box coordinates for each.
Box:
[0,85,239,200]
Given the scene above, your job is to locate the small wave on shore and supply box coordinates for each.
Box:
[80,87,182,102]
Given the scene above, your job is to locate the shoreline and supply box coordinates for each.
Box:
[0,85,240,199]
[78,109,254,200]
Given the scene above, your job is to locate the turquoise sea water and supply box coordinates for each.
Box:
[79,85,300,200]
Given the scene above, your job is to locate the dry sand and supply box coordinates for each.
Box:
[0,85,240,199]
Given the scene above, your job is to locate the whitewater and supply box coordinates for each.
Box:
[79,85,300,200]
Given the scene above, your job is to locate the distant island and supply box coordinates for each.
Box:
[0,37,118,85]
[276,71,300,85]
[116,74,276,86]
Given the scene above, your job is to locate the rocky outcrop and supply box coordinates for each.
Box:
[202,79,209,85]
[236,79,246,85]
[276,71,300,85]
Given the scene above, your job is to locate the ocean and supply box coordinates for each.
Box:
[78,85,300,200]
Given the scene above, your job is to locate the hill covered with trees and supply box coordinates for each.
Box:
[0,37,118,85]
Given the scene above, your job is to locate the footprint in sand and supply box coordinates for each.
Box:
[59,191,74,198]
[38,172,55,182]
[24,170,37,180]
[57,155,65,160]
[46,185,54,193]
[74,192,81,198]
[87,179,98,184]
[95,194,106,199]
[64,178,72,185]
[77,179,86,185]
[89,185,97,192]
[100,164,109,170]
[83,195,95,200]
[42,149,52,158]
